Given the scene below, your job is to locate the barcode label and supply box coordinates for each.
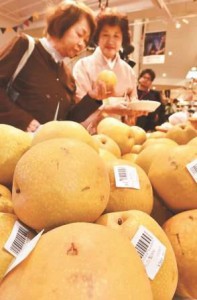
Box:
[4,221,32,257]
[114,165,140,189]
[131,225,166,280]
[134,231,152,258]
[186,159,197,183]
[4,229,44,277]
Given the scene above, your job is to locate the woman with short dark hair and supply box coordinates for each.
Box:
[73,9,137,101]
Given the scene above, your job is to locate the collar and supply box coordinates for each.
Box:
[40,37,64,63]
[95,47,119,69]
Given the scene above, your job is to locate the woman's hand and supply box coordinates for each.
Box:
[26,119,40,132]
[88,80,115,100]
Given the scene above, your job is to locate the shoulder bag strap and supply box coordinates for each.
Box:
[10,34,35,83]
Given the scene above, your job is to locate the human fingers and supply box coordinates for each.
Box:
[26,119,40,132]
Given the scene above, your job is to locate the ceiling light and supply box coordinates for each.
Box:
[168,51,173,56]
[175,22,181,29]
[182,18,189,24]
[162,73,167,77]
[186,67,197,79]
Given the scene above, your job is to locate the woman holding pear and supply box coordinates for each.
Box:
[73,8,137,100]
[73,8,148,129]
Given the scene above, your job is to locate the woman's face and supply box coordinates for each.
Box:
[54,16,91,58]
[98,25,123,59]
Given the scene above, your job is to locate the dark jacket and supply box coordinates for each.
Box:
[136,88,165,131]
[0,35,101,130]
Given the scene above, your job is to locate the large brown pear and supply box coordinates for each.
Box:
[0,223,153,300]
[12,138,110,231]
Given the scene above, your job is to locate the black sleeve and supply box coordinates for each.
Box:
[67,94,102,122]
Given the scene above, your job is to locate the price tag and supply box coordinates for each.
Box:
[4,221,34,257]
[186,159,197,183]
[131,225,166,280]
[4,221,44,277]
[114,165,140,189]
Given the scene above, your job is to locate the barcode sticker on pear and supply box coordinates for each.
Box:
[186,159,197,183]
[114,165,140,189]
[4,229,44,277]
[131,225,166,280]
[4,221,33,257]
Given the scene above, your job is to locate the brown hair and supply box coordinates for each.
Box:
[45,1,96,42]
[93,9,131,47]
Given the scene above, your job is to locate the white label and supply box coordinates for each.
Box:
[186,159,197,183]
[131,225,166,280]
[4,229,44,277]
[114,165,140,189]
[4,221,33,257]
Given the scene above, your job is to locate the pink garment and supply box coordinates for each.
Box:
[73,47,137,101]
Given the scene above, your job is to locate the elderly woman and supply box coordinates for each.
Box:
[73,9,137,101]
[0,1,120,132]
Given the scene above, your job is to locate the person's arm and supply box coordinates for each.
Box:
[73,58,93,102]
[67,94,102,122]
[0,35,35,130]
[68,67,116,122]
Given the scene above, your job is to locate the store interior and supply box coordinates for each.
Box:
[0,2,197,299]
[0,0,196,120]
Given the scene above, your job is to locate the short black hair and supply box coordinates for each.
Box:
[138,69,156,82]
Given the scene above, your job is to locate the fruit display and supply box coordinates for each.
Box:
[92,134,121,157]
[12,138,110,231]
[0,223,153,300]
[97,117,135,154]
[165,124,197,144]
[150,193,174,226]
[104,159,153,214]
[163,210,197,299]
[0,185,14,214]
[129,126,147,145]
[0,213,17,280]
[98,148,117,162]
[96,210,178,300]
[32,120,98,151]
[149,145,197,212]
[0,120,197,299]
[188,136,197,146]
[136,142,177,174]
[0,185,12,200]
[0,124,32,186]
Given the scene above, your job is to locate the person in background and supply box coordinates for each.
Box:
[136,68,165,131]
[0,1,133,132]
[73,9,137,101]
